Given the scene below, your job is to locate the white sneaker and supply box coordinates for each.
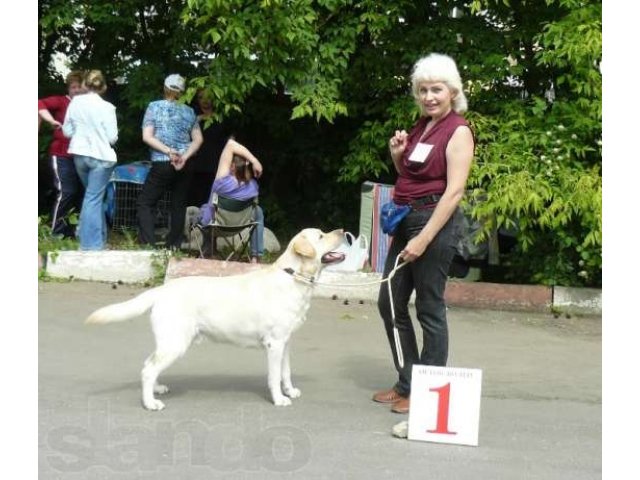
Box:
[392,420,408,438]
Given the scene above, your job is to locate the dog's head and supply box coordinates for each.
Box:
[276,228,346,277]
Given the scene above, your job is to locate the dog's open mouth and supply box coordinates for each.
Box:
[321,251,346,264]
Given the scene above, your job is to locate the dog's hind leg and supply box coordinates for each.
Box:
[281,342,301,399]
[264,338,291,406]
[141,308,196,410]
[141,349,182,411]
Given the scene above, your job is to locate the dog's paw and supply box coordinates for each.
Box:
[273,396,292,407]
[154,384,170,395]
[283,387,301,399]
[143,399,166,411]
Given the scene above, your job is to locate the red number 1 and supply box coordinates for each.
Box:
[427,383,457,435]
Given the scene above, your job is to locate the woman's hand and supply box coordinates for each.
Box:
[170,151,186,171]
[400,234,430,262]
[389,130,408,161]
[251,159,263,178]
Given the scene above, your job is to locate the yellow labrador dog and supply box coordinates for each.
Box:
[86,228,345,411]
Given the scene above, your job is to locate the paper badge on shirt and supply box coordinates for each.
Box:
[408,143,434,163]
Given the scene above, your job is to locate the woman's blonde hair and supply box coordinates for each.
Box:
[411,53,468,114]
[84,70,107,95]
[66,70,84,87]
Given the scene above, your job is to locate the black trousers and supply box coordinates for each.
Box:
[377,207,463,397]
[137,162,193,248]
[50,155,83,238]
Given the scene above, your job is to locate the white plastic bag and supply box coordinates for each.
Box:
[325,232,369,272]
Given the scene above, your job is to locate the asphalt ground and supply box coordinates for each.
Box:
[38,280,601,480]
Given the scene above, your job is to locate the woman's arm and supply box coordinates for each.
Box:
[170,123,203,171]
[215,138,262,179]
[39,109,61,129]
[142,125,174,156]
[215,139,235,180]
[104,104,118,146]
[389,129,409,174]
[400,125,475,262]
[38,96,63,129]
[179,123,203,162]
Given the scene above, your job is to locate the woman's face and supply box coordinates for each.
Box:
[197,92,213,111]
[416,81,455,120]
[67,81,84,97]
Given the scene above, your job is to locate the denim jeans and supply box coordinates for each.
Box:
[251,205,265,258]
[73,155,115,250]
[377,207,463,397]
[50,155,83,238]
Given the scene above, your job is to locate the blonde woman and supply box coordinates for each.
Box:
[372,54,475,414]
[62,70,118,250]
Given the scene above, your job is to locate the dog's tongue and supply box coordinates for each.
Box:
[321,251,346,264]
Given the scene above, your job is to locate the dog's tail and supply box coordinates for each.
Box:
[85,288,160,325]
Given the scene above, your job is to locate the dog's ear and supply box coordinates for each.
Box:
[292,236,316,258]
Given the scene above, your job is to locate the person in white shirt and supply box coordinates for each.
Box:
[62,70,118,250]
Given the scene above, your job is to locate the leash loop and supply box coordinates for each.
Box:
[387,254,405,368]
[287,254,408,369]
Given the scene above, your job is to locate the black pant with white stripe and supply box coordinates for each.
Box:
[50,155,83,238]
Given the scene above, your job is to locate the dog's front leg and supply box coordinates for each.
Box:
[281,342,301,399]
[264,339,291,406]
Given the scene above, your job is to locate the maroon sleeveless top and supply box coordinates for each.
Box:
[393,111,471,205]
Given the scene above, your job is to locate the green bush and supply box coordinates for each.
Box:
[466,102,601,287]
[38,215,79,257]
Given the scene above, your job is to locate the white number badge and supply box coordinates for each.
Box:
[408,143,434,163]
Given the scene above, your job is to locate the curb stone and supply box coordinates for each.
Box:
[42,252,601,315]
[45,250,156,283]
[552,286,602,315]
[164,258,600,315]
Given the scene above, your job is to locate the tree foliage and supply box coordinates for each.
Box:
[38,0,602,286]
[465,0,602,287]
[338,0,602,287]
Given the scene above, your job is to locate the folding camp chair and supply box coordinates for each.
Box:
[193,192,259,261]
